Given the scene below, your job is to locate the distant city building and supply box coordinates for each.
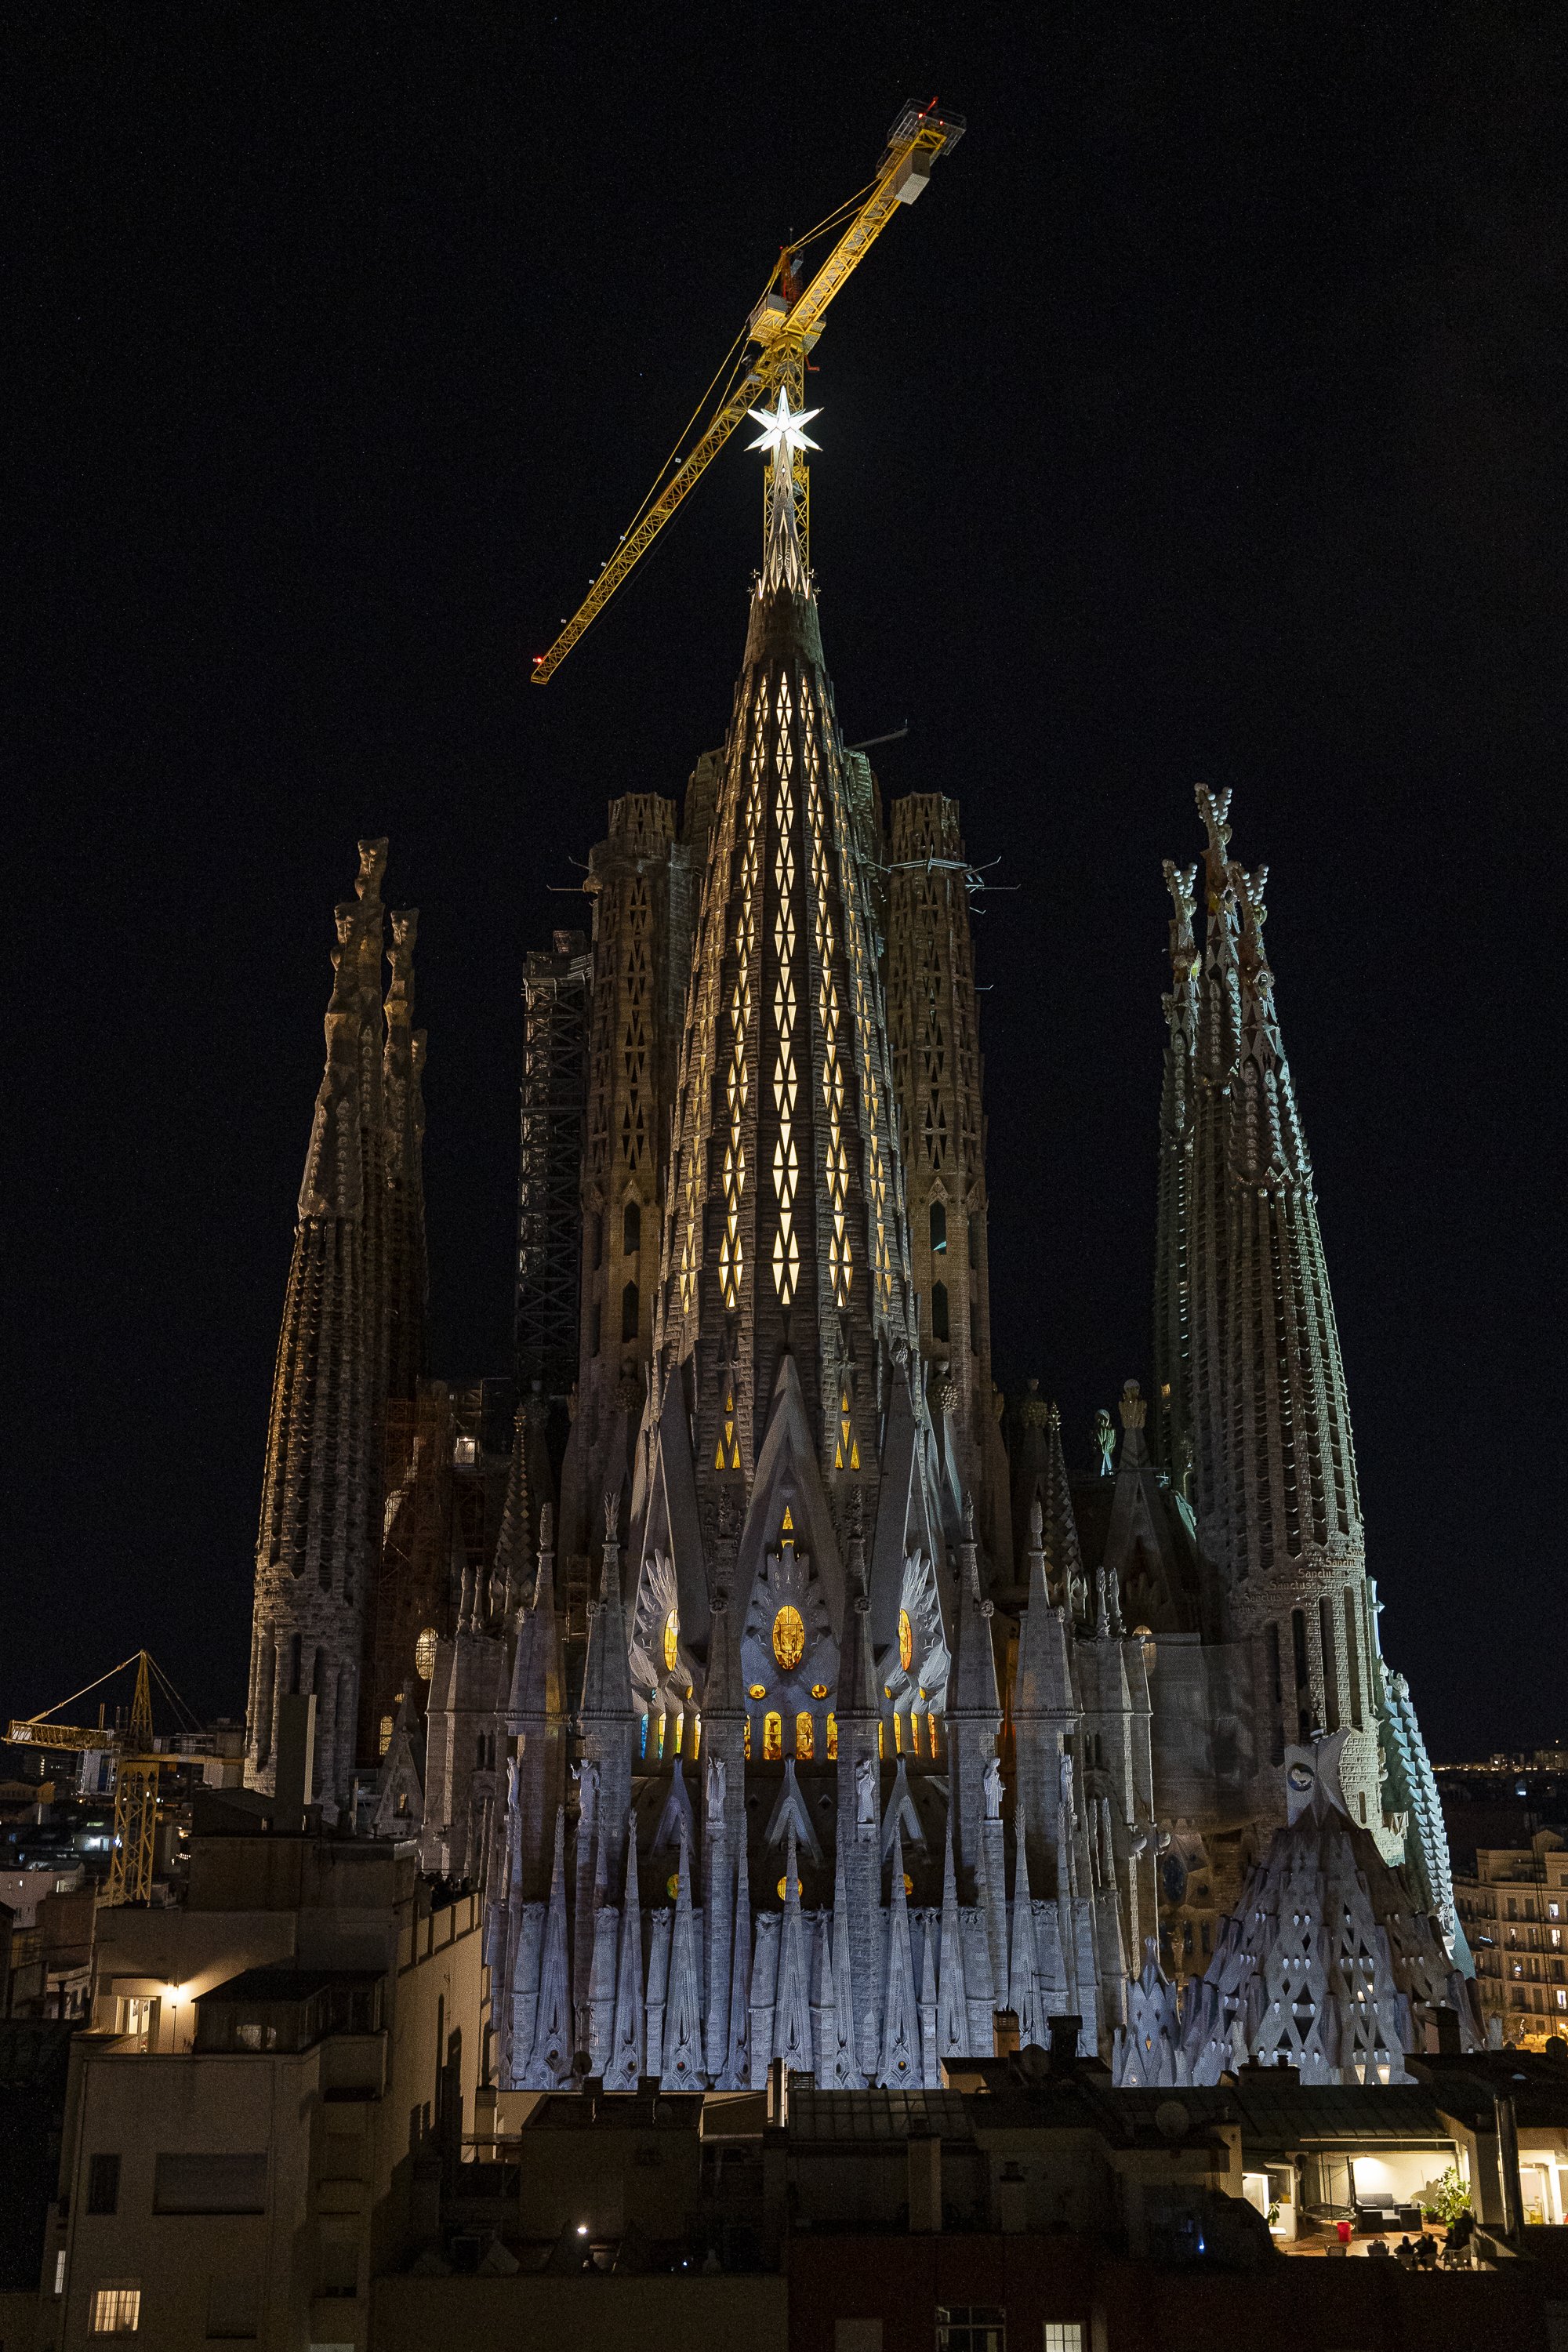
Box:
[1454,1833,1568,2051]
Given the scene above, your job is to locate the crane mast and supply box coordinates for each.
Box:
[531,100,964,684]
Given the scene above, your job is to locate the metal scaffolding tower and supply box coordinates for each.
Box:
[515,929,591,1399]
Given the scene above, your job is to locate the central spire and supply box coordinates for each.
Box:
[747,387,820,594]
[633,385,930,1733]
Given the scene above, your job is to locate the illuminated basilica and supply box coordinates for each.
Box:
[244,395,1475,2092]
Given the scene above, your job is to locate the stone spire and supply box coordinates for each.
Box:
[1168,786,1417,1837]
[383,908,427,1402]
[1154,861,1198,1486]
[245,840,391,1815]
[648,392,916,1576]
[1039,1406,1086,1620]
[503,1502,566,1904]
[491,1406,535,1621]
[1186,789,1243,1558]
[577,1495,638,1977]
[944,1496,1001,1903]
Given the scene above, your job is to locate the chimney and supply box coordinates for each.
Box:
[1047,2014,1082,2076]
[908,2121,942,2234]
[274,1693,317,1813]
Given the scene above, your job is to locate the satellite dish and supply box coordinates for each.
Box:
[1154,2098,1190,2142]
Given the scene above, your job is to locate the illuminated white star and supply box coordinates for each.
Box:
[746,386,821,459]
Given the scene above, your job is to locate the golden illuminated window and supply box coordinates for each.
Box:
[749,1682,768,1701]
[902,1874,914,1899]
[781,1504,794,1534]
[378,1715,394,1757]
[892,1711,903,1753]
[898,1610,913,1671]
[810,1682,829,1700]
[713,1382,741,1472]
[833,1386,861,1472]
[763,1711,782,1762]
[673,1712,684,1755]
[878,1721,885,1759]
[663,1611,679,1673]
[795,1711,815,1760]
[414,1627,439,1681]
[690,1717,701,1757]
[772,1605,805,1673]
[826,1713,838,1758]
[776,1874,801,1902]
[666,1872,681,1902]
[743,1719,752,1760]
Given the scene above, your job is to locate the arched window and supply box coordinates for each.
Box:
[795,1712,815,1760]
[378,1714,394,1757]
[826,1713,838,1759]
[763,1712,782,1762]
[931,1282,949,1343]
[414,1627,438,1681]
[623,1200,641,1256]
[663,1611,679,1672]
[930,1200,947,1255]
[621,1281,639,1343]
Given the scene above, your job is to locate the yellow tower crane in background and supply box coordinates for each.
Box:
[5,1648,190,1906]
[530,98,965,684]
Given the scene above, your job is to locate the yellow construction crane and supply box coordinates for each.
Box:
[6,1649,186,1906]
[530,98,965,684]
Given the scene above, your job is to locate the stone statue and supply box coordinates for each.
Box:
[982,1755,1004,1820]
[705,1755,727,1824]
[1058,1751,1075,1817]
[855,1753,877,1831]
[1094,1408,1115,1476]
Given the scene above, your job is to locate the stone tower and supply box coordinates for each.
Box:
[886,793,1010,1565]
[1153,786,1436,1857]
[245,841,423,1813]
[629,393,942,1748]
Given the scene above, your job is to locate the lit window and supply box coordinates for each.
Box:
[826,1714,837,1759]
[378,1715,394,1757]
[452,1433,477,1466]
[772,1606,805,1673]
[91,2285,141,2336]
[796,1713,815,1761]
[663,1612,679,1673]
[1043,2332,1082,2352]
[1558,1990,1566,2010]
[414,1628,438,1681]
[763,1712,782,1762]
[54,2251,66,2296]
[898,1610,914,1672]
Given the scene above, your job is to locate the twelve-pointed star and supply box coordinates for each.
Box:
[746,386,822,459]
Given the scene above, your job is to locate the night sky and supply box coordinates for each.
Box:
[9,6,1564,1759]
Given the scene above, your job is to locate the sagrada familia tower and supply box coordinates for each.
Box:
[244,394,1471,2090]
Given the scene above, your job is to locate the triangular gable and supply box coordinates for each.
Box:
[734,1353,844,1634]
[633,1366,710,1668]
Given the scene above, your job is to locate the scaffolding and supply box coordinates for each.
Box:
[515,930,591,1399]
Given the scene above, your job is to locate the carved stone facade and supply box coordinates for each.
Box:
[244,423,1460,2089]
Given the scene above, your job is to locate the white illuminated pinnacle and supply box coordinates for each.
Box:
[746,387,821,460]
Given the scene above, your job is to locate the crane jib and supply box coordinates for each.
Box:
[531,106,964,684]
